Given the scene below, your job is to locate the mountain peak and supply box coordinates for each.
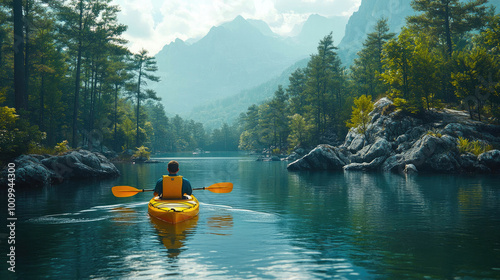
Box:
[221,15,251,31]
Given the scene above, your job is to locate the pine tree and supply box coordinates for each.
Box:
[351,18,395,97]
[126,49,160,148]
[304,32,342,143]
[13,0,26,113]
[408,0,489,103]
[408,0,488,57]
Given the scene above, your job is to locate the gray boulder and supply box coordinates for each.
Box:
[478,150,500,172]
[403,135,459,171]
[351,138,392,163]
[287,145,347,171]
[8,155,56,187]
[381,154,406,173]
[2,150,120,188]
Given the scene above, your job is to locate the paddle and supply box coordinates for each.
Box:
[112,182,233,198]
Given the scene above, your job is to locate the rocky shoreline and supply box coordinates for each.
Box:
[288,98,500,174]
[0,149,120,188]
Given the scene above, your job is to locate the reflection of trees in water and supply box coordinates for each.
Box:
[282,171,500,278]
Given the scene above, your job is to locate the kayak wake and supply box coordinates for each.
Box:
[28,202,148,225]
[200,202,278,223]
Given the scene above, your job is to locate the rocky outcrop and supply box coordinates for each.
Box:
[1,150,120,188]
[288,98,500,174]
[287,145,348,171]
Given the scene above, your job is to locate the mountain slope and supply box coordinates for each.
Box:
[188,58,309,129]
[337,0,414,66]
[153,16,307,115]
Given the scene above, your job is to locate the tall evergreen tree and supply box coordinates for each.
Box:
[238,104,261,150]
[351,18,395,97]
[259,85,289,152]
[287,68,308,116]
[126,49,160,148]
[408,0,489,57]
[408,0,489,103]
[452,47,498,121]
[304,32,343,143]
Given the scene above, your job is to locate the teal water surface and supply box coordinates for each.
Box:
[1,152,499,279]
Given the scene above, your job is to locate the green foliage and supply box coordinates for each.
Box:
[0,103,44,161]
[133,146,151,161]
[305,32,345,141]
[381,28,443,114]
[408,0,489,56]
[346,95,374,139]
[54,140,69,155]
[28,143,54,155]
[287,114,312,150]
[452,46,500,121]
[351,18,395,98]
[426,129,442,138]
[125,49,161,148]
[457,136,492,156]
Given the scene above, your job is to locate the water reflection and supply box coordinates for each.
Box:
[284,170,500,279]
[150,215,199,259]
[111,207,138,223]
[207,214,233,236]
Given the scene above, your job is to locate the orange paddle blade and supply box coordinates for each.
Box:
[205,182,233,193]
[112,186,152,197]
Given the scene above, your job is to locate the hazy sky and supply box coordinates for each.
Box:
[112,0,361,55]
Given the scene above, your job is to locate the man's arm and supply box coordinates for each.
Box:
[183,179,193,195]
[154,179,162,197]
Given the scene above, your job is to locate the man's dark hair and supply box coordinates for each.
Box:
[168,160,179,173]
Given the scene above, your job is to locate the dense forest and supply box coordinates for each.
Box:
[239,0,500,154]
[1,0,499,163]
[0,0,239,163]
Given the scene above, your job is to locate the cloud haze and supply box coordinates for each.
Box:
[112,0,361,55]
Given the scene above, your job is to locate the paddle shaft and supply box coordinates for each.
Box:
[112,182,233,197]
[125,187,218,192]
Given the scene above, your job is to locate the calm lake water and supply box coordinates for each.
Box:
[1,152,500,279]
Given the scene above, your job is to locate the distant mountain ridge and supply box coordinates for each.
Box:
[152,14,348,119]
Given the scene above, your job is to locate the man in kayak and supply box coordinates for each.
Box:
[154,160,193,199]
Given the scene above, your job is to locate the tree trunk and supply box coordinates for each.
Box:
[39,56,45,131]
[136,63,143,148]
[72,0,84,148]
[114,84,118,151]
[13,0,26,113]
[24,0,30,107]
[444,1,453,58]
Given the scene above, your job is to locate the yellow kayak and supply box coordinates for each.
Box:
[148,195,200,224]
